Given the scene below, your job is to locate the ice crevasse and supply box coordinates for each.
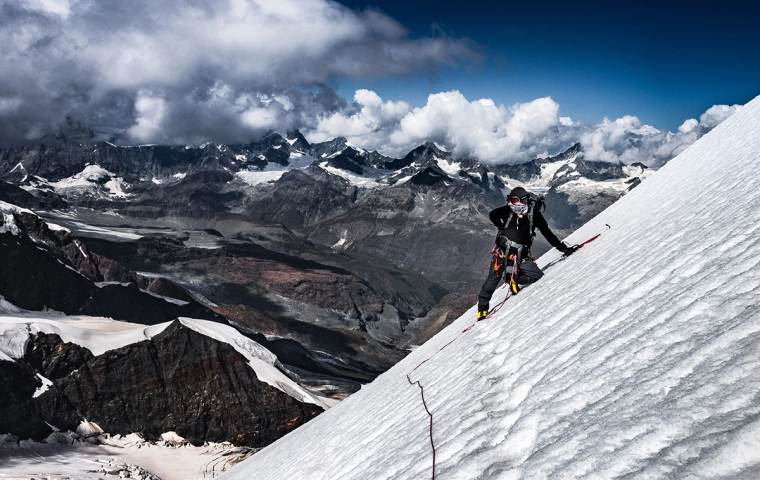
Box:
[222,95,760,480]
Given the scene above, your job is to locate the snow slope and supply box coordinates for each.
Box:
[221,95,760,480]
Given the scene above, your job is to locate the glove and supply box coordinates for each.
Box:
[495,229,507,249]
[559,242,578,256]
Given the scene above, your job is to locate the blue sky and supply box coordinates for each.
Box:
[334,0,759,130]
[1,0,755,163]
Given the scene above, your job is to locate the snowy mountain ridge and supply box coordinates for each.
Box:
[221,96,760,479]
[0,313,335,408]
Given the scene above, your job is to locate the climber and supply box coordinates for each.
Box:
[477,186,574,320]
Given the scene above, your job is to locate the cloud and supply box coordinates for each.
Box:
[0,0,478,146]
[0,0,741,165]
[305,90,741,166]
[698,104,741,130]
[309,91,564,163]
[308,89,412,147]
[577,104,742,167]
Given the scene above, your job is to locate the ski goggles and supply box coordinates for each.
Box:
[508,195,527,205]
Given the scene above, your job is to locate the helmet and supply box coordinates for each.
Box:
[507,186,530,204]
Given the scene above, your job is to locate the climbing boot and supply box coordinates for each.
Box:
[510,279,520,295]
[477,310,488,321]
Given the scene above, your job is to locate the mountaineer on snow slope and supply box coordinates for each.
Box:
[477,186,573,320]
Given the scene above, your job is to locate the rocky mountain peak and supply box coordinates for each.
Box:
[309,137,349,159]
[286,129,310,151]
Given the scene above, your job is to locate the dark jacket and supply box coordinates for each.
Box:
[489,205,563,250]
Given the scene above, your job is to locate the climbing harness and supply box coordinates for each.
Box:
[482,247,519,321]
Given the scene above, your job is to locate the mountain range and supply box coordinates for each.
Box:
[0,125,652,464]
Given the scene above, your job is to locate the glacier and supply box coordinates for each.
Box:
[220,95,760,480]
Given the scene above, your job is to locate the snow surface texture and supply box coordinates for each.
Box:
[221,96,760,480]
[0,315,334,408]
[0,432,253,480]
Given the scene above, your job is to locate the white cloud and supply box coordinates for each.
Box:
[0,0,741,164]
[678,118,699,133]
[699,104,741,129]
[306,90,742,166]
[0,0,478,145]
[311,89,411,143]
[577,104,742,166]
[126,92,167,144]
[311,91,562,163]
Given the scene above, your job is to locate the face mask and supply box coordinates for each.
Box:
[508,203,528,215]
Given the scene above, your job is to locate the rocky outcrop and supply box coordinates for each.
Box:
[0,230,95,314]
[25,332,94,380]
[0,207,230,326]
[2,325,325,446]
[0,359,51,439]
[53,321,323,446]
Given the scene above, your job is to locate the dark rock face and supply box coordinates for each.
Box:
[0,338,82,440]
[0,231,95,314]
[308,137,349,160]
[55,321,323,447]
[25,332,94,380]
[543,189,581,230]
[385,142,443,170]
[303,179,497,291]
[0,360,51,439]
[0,181,68,209]
[0,209,232,329]
[245,166,358,229]
[8,207,136,284]
[410,166,452,186]
[144,276,198,303]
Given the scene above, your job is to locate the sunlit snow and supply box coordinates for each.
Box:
[0,431,253,480]
[222,96,760,479]
[318,162,383,188]
[236,152,317,186]
[435,157,463,177]
[50,164,130,198]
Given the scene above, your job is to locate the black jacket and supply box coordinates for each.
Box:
[489,205,563,250]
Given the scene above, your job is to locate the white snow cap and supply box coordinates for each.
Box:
[221,95,760,480]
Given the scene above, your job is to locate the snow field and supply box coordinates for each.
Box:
[0,432,254,480]
[221,96,760,480]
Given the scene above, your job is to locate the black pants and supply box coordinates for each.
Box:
[477,255,544,311]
